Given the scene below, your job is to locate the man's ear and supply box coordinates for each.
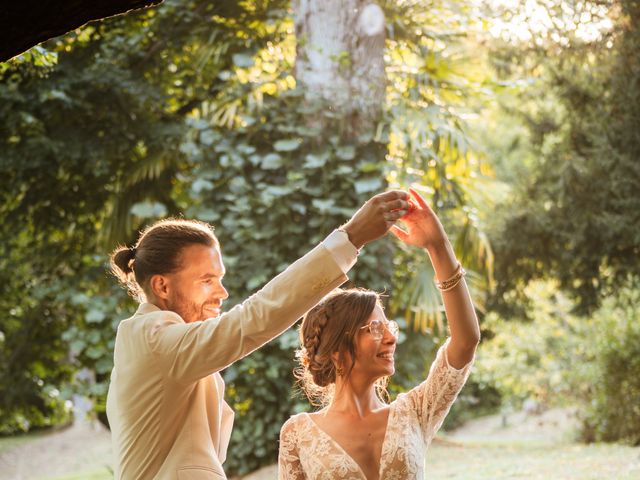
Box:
[149,274,171,300]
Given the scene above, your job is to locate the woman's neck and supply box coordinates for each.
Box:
[328,378,385,417]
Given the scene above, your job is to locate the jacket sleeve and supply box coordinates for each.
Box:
[146,243,349,383]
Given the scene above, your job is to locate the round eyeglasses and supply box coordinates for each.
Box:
[359,319,399,340]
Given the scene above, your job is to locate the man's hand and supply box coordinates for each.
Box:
[342,190,410,249]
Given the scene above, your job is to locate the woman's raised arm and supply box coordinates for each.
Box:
[390,187,480,368]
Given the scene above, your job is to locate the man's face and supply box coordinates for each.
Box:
[164,244,228,323]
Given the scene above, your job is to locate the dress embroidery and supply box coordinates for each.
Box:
[278,339,473,479]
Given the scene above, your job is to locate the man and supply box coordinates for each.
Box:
[106,190,409,479]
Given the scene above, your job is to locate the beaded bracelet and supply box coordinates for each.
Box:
[434,263,466,292]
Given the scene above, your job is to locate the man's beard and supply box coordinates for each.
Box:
[168,290,205,323]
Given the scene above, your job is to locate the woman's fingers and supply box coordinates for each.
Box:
[409,187,429,209]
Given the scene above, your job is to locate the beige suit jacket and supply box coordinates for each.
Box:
[106,242,349,479]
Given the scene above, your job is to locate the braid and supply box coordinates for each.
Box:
[303,308,336,387]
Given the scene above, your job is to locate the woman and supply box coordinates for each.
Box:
[278,188,481,479]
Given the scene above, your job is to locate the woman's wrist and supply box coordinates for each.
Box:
[426,239,459,280]
[425,237,452,256]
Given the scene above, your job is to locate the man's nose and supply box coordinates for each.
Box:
[218,283,229,300]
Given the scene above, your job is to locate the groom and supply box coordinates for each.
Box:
[106,190,409,479]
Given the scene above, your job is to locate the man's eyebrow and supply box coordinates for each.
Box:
[199,272,225,279]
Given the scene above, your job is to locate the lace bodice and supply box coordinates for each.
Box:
[278,339,473,479]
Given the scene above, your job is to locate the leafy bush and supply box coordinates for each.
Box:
[579,285,640,445]
[477,279,640,445]
[476,281,585,407]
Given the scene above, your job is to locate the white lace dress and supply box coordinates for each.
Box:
[278,339,473,479]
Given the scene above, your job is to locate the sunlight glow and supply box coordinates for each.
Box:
[483,0,613,44]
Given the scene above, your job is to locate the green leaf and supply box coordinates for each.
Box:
[199,129,217,146]
[261,153,283,169]
[273,139,302,152]
[95,357,113,374]
[247,274,267,290]
[312,198,335,212]
[192,178,215,193]
[195,208,220,222]
[263,185,292,198]
[291,203,306,215]
[130,201,168,218]
[354,178,383,193]
[232,53,255,68]
[336,145,356,160]
[86,309,106,323]
[69,340,86,355]
[336,165,354,175]
[86,346,104,360]
[179,141,199,157]
[359,161,382,173]
[187,118,210,130]
[303,153,328,169]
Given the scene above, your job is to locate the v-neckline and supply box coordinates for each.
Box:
[303,404,394,480]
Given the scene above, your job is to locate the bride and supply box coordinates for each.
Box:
[278,187,481,479]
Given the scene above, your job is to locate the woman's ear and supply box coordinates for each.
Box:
[331,351,340,364]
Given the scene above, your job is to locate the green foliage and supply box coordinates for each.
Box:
[486,0,640,313]
[579,284,640,445]
[0,0,287,437]
[477,279,640,445]
[476,281,587,406]
[0,0,488,474]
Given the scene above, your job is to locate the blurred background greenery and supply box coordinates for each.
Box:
[0,0,638,477]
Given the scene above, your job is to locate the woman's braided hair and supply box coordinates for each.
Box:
[295,288,388,406]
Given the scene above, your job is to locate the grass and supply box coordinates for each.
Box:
[426,439,640,479]
[0,431,46,455]
[48,469,112,480]
[3,418,639,480]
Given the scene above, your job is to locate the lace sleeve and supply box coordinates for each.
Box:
[278,416,306,480]
[404,338,473,445]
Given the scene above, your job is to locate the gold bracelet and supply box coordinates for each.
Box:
[434,263,466,292]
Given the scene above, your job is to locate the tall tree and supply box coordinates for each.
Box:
[294,0,386,134]
[486,0,640,313]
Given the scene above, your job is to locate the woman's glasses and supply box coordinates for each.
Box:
[359,319,399,340]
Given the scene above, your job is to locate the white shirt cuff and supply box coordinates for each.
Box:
[322,229,359,274]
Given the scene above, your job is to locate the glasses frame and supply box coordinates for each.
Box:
[359,319,399,340]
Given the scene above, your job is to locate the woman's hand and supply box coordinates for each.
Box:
[389,187,449,251]
[392,187,480,368]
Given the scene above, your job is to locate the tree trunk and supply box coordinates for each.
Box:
[0,0,163,62]
[294,0,386,135]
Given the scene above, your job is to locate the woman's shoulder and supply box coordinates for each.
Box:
[281,411,309,432]
[280,411,314,445]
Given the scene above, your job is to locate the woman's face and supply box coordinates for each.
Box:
[349,304,397,382]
